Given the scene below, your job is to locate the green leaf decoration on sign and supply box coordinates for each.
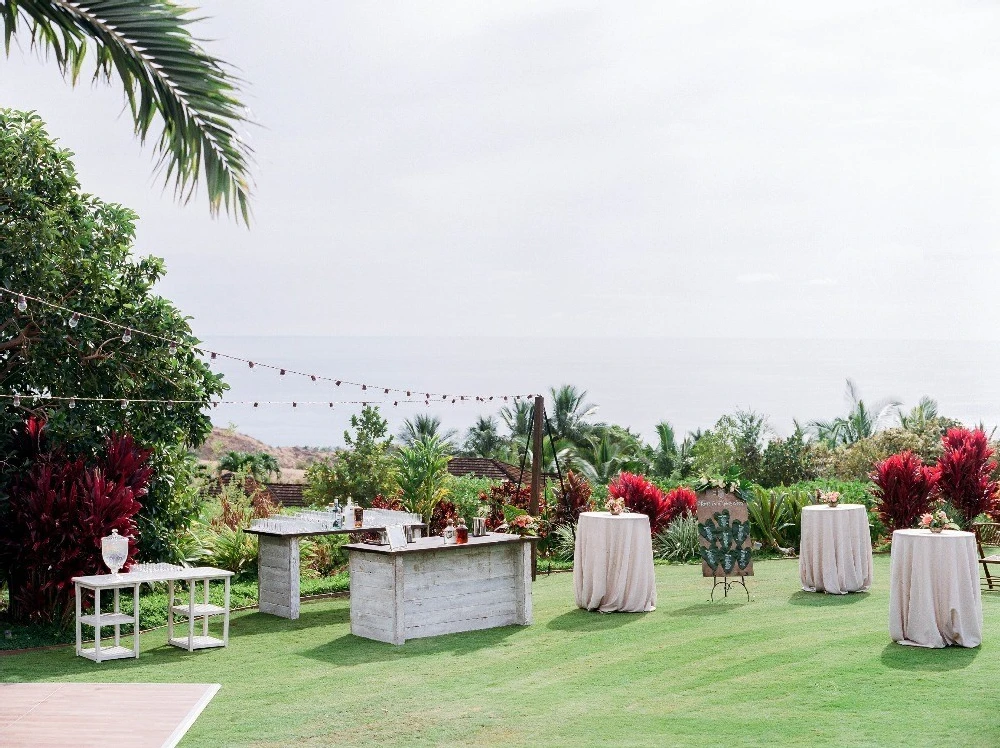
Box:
[720,529,732,549]
[737,548,752,570]
[701,547,720,570]
[714,510,731,530]
[732,520,749,546]
[721,553,736,574]
[698,522,716,544]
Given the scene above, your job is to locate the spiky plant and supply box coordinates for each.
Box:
[1,0,253,222]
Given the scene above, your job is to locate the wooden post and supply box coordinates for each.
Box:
[530,395,543,581]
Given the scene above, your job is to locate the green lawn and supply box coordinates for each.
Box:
[2,557,997,747]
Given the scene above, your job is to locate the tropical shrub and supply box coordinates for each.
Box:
[689,411,769,484]
[303,406,396,506]
[824,428,943,483]
[393,436,451,524]
[653,515,700,562]
[758,431,816,487]
[218,451,281,481]
[662,486,698,525]
[935,428,999,526]
[551,522,578,562]
[870,451,938,533]
[192,470,277,576]
[479,481,536,531]
[0,420,151,624]
[553,470,593,525]
[745,487,809,553]
[447,475,497,521]
[607,472,669,534]
[429,500,458,536]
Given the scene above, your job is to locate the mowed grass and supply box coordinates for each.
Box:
[2,557,998,747]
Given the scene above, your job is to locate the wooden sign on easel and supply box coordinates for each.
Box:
[696,488,753,578]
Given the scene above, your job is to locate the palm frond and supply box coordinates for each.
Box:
[2,0,253,223]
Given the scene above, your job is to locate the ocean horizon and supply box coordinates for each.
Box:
[200,335,1000,449]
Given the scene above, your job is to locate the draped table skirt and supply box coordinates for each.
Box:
[799,504,873,595]
[888,529,982,648]
[574,512,656,613]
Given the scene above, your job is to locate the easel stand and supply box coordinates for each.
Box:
[710,575,750,602]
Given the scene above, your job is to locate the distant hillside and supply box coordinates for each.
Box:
[196,427,333,482]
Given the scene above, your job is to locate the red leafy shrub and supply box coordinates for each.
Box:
[936,428,999,526]
[429,500,458,536]
[479,481,538,531]
[0,420,151,624]
[608,472,669,534]
[663,486,698,525]
[870,451,939,533]
[554,471,593,525]
[371,494,407,511]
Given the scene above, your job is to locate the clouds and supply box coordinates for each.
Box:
[3,1,1000,340]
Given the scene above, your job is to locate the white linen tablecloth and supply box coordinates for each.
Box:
[888,529,982,648]
[574,511,656,613]
[799,504,873,594]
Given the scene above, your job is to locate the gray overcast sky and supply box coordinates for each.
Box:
[3,1,1000,340]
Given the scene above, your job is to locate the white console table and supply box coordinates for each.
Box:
[73,565,234,662]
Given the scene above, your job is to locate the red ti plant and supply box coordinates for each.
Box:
[935,427,999,526]
[554,470,593,525]
[607,472,670,534]
[479,481,537,532]
[0,419,151,625]
[663,486,698,525]
[870,451,939,533]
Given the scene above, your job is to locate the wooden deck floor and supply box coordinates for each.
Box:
[0,682,219,747]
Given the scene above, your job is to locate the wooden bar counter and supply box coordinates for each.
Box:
[344,533,533,645]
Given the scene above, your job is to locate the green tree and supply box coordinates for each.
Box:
[0,0,252,222]
[393,436,452,524]
[398,414,456,450]
[0,109,226,560]
[218,451,281,482]
[690,410,770,483]
[810,379,900,447]
[758,428,816,488]
[461,415,504,458]
[548,385,598,446]
[303,405,395,506]
[649,421,680,478]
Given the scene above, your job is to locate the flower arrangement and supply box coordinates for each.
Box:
[817,491,841,507]
[502,513,540,536]
[606,496,625,515]
[918,509,959,533]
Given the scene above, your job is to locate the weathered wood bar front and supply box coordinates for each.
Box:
[345,533,534,645]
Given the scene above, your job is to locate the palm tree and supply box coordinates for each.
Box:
[393,436,451,524]
[810,379,900,447]
[898,396,939,431]
[650,421,680,478]
[462,416,504,459]
[548,385,598,446]
[1,0,253,222]
[499,400,532,441]
[398,414,457,450]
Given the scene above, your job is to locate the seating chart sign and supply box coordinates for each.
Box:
[697,489,753,578]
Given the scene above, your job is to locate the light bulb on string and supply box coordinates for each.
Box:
[311,375,317,382]
[280,369,286,376]
[120,399,128,409]
[68,398,76,409]
[210,352,217,360]
[168,341,178,355]
[248,361,255,369]
[407,391,411,397]
[335,380,341,386]
[253,402,259,408]
[122,329,132,343]
[292,402,297,408]
[68,312,80,328]
[362,384,367,391]
[329,402,334,408]
[166,401,174,411]
[384,388,389,394]
[13,395,21,407]
[16,295,27,312]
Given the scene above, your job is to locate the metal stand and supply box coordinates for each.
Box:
[710,575,749,602]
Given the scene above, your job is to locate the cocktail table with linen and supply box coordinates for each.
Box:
[888,529,982,648]
[799,504,873,594]
[574,511,656,613]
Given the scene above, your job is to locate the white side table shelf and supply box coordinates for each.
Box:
[75,580,141,662]
[167,575,231,651]
[73,565,235,662]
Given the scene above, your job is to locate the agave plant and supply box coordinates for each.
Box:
[653,515,700,562]
[0,0,253,222]
[745,486,809,554]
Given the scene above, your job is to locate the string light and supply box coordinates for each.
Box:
[68,398,76,409]
[120,399,128,409]
[1,289,532,402]
[13,395,21,407]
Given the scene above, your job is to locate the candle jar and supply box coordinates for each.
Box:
[354,506,364,529]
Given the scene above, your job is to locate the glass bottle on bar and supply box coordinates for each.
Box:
[443,518,457,545]
[455,517,469,545]
[331,500,342,529]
